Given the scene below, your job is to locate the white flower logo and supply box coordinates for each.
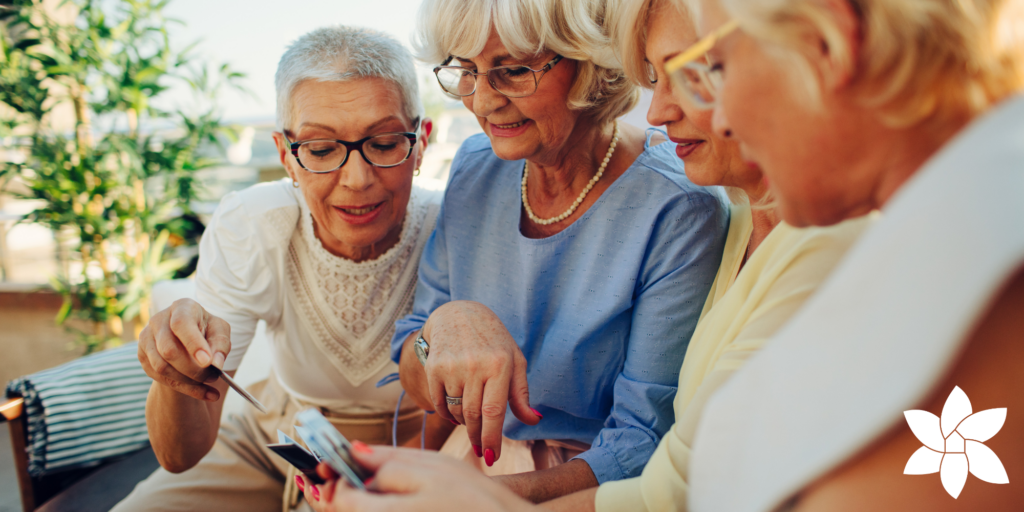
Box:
[904,386,1008,498]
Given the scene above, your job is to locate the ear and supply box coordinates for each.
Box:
[414,118,433,168]
[272,131,300,183]
[807,0,861,92]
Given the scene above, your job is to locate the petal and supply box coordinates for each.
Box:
[940,453,968,499]
[904,446,943,475]
[958,408,1007,442]
[941,386,972,438]
[904,410,944,452]
[965,440,1009,484]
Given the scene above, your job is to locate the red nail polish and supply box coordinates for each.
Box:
[365,477,375,487]
[295,475,304,490]
[450,418,460,426]
[530,407,544,419]
[472,444,482,458]
[484,448,495,467]
[352,440,373,454]
[311,486,320,500]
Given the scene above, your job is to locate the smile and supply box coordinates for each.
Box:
[493,120,526,129]
[336,203,382,216]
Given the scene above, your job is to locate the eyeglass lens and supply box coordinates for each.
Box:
[436,66,538,97]
[670,63,721,108]
[298,134,412,172]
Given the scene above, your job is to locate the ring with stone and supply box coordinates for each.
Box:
[445,395,462,406]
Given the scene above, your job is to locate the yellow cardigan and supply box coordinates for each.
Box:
[595,205,874,512]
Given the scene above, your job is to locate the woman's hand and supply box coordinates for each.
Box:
[312,443,538,512]
[419,301,541,464]
[137,298,232,402]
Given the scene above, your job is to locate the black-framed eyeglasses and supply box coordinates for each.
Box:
[433,55,563,99]
[283,119,420,173]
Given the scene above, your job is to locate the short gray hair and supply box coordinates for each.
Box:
[275,26,423,130]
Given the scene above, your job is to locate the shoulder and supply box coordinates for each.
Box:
[446,133,501,184]
[207,178,301,250]
[627,140,726,212]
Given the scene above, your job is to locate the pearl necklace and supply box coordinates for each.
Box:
[521,121,620,226]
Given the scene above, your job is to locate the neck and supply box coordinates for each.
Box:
[526,119,615,204]
[312,217,403,263]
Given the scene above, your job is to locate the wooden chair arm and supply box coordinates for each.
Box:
[1,396,23,422]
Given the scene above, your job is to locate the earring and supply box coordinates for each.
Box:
[292,179,300,188]
[414,168,421,177]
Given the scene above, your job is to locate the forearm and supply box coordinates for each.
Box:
[398,330,434,411]
[146,377,227,472]
[496,458,599,503]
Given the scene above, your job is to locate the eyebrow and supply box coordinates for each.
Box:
[289,116,409,139]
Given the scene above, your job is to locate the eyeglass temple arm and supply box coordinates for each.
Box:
[664,19,740,73]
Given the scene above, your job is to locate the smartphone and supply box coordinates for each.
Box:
[295,409,371,490]
[267,430,326,484]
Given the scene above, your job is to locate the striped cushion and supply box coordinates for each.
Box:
[4,342,151,477]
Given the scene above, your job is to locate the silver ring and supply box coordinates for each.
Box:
[445,395,462,406]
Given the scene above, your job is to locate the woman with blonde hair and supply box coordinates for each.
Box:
[301,0,1024,510]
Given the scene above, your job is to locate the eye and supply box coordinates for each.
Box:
[503,66,532,78]
[644,61,658,85]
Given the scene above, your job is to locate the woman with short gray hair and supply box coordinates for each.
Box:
[113,25,446,512]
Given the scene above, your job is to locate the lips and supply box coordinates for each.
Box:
[671,138,705,159]
[489,119,532,138]
[333,201,385,225]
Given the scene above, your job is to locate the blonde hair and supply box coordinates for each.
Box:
[609,0,660,88]
[712,0,1024,127]
[414,0,640,126]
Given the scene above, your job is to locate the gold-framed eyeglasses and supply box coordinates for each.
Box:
[664,19,739,109]
[283,119,420,173]
[433,55,563,99]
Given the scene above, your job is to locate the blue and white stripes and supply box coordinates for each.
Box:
[4,342,151,477]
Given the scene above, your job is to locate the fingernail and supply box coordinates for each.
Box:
[195,350,211,366]
[449,418,459,426]
[311,486,320,500]
[472,444,482,458]
[205,390,218,401]
[365,477,375,487]
[484,448,495,467]
[530,407,544,419]
[351,440,373,454]
[213,352,226,369]
[295,475,304,491]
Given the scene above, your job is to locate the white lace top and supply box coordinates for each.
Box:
[196,179,441,413]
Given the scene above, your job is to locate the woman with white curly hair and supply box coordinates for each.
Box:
[385,0,729,504]
[113,26,449,512]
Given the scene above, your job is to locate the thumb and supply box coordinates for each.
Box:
[507,350,539,425]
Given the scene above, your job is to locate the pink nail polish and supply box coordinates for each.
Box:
[472,444,482,458]
[351,440,373,454]
[484,448,495,467]
[530,407,543,419]
[311,486,320,500]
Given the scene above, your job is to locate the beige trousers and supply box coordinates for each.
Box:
[112,374,422,512]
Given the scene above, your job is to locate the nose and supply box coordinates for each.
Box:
[647,81,684,127]
[469,74,509,119]
[336,149,377,191]
[711,103,732,139]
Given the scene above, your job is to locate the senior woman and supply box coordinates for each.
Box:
[390,0,729,503]
[112,26,446,512]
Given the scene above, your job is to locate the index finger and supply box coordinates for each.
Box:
[479,374,510,465]
[168,300,213,367]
